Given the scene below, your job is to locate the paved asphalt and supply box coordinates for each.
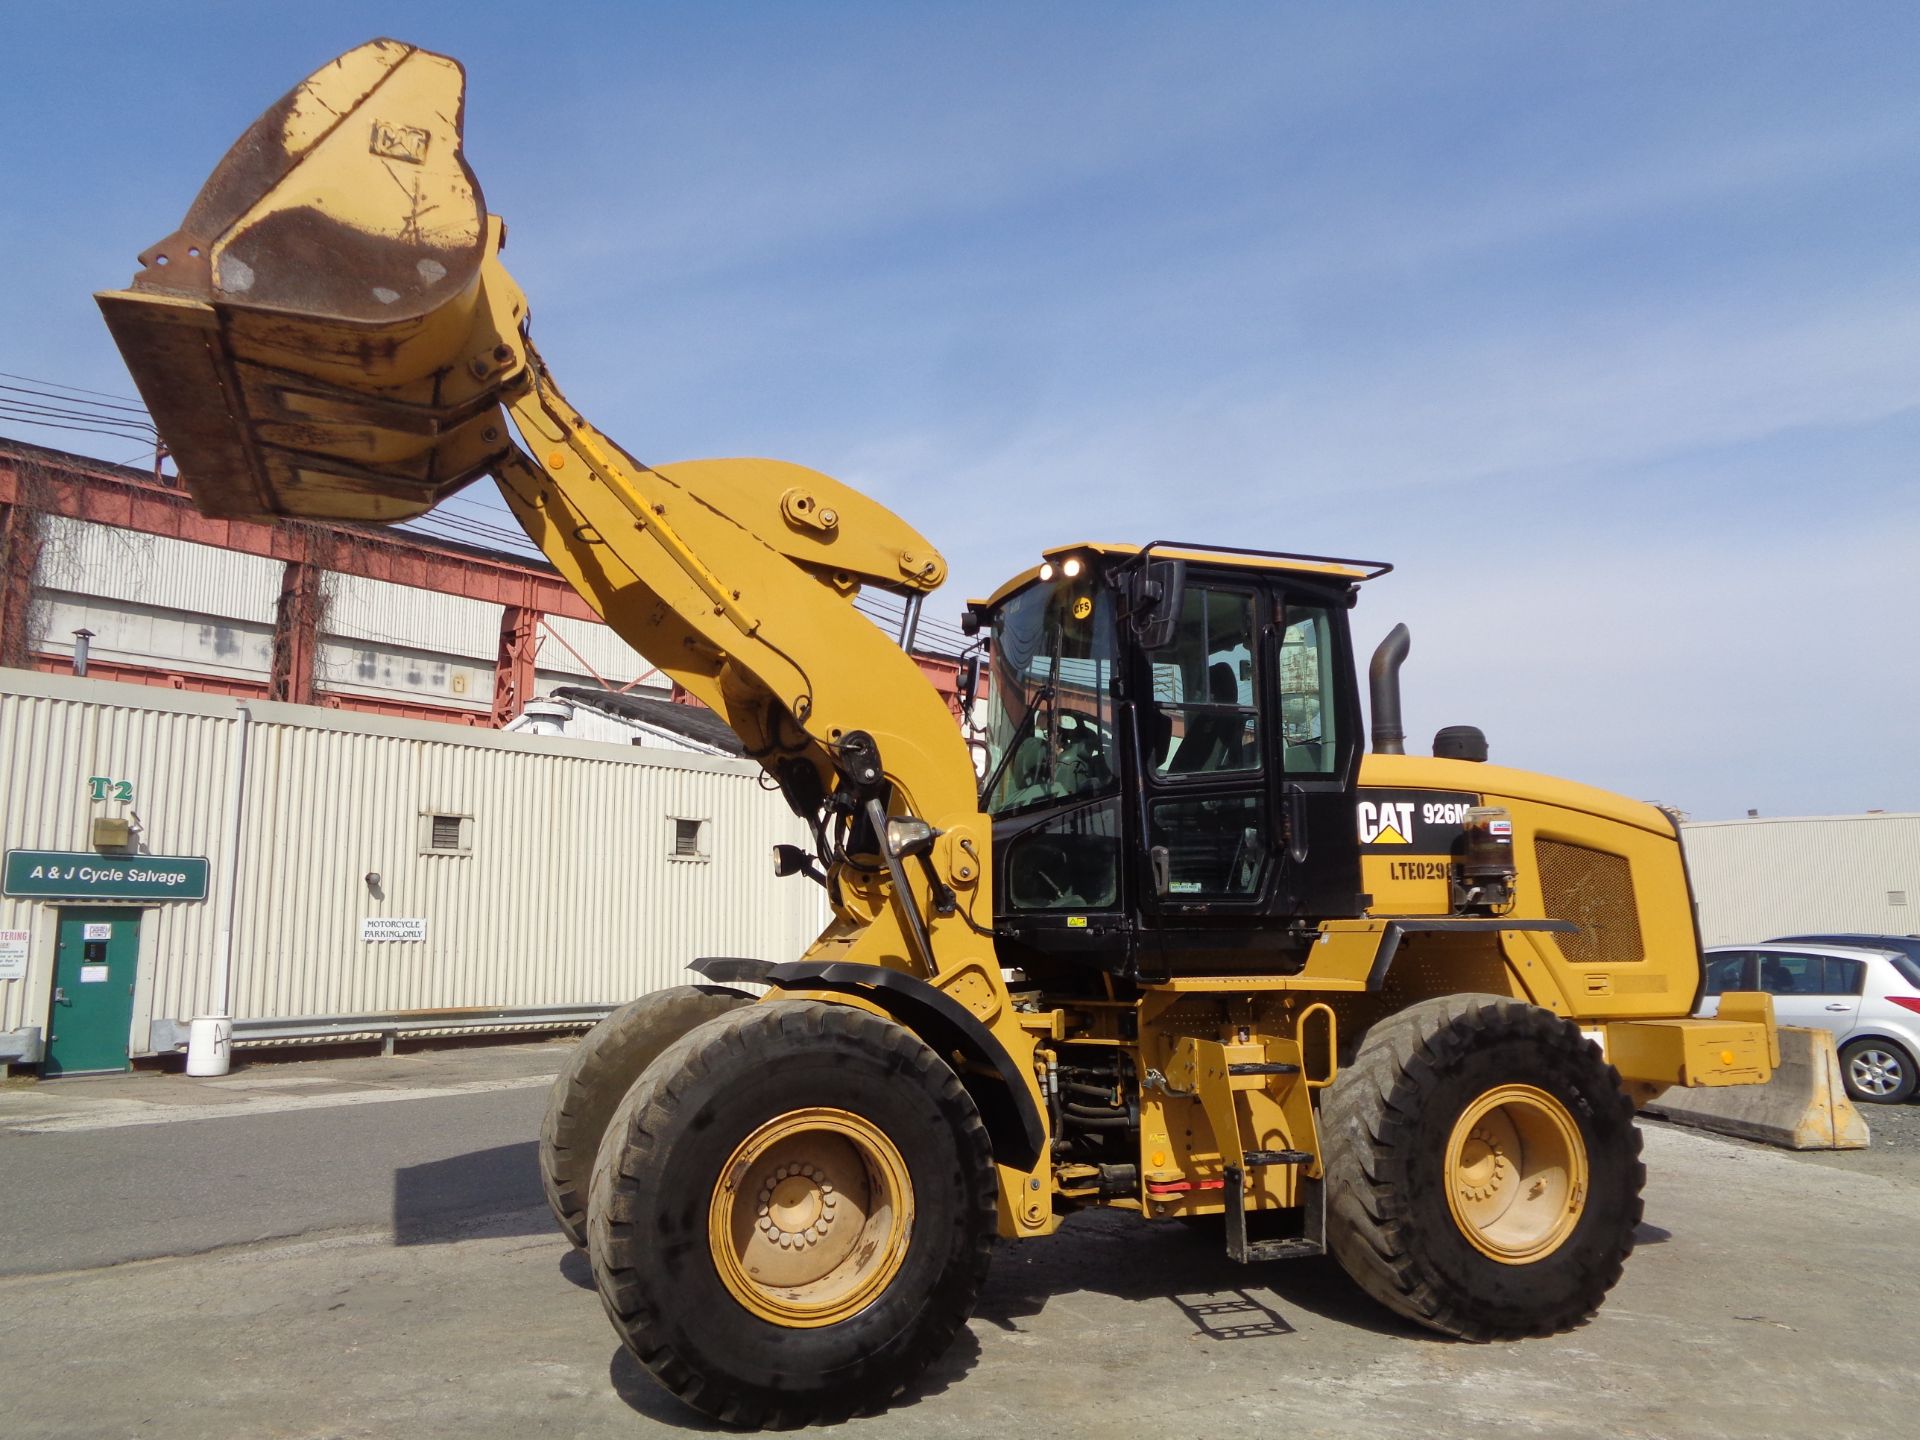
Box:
[0,1052,556,1275]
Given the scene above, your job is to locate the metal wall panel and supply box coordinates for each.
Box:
[35,517,280,624]
[326,574,503,661]
[35,595,275,681]
[227,705,825,1020]
[317,639,493,713]
[1681,815,1920,945]
[1,670,827,1054]
[0,672,236,1041]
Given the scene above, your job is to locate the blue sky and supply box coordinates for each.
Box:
[3,3,1915,820]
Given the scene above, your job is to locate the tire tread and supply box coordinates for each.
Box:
[1321,993,1645,1341]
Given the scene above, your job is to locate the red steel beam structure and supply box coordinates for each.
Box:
[0,441,602,622]
[0,440,605,725]
[1,440,973,730]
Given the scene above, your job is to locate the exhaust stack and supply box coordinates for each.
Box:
[1368,623,1410,755]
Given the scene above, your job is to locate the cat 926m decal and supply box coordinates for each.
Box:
[1354,789,1482,855]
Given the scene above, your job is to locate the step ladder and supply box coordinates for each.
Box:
[1223,1153,1324,1263]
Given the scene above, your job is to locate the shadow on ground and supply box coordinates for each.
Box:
[608,1327,986,1431]
[580,1184,1671,1426]
[968,1210,1448,1345]
[392,1140,546,1244]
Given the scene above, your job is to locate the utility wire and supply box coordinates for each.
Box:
[0,373,147,410]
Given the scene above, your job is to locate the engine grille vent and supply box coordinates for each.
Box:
[1535,839,1643,964]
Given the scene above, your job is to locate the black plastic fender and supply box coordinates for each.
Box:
[692,957,1046,1169]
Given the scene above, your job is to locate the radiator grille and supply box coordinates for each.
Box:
[1535,839,1643,963]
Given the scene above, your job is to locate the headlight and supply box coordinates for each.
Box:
[883,816,938,859]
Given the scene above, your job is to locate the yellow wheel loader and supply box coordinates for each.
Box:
[98,40,1779,1428]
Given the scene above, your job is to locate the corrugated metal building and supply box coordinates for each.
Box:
[0,667,827,1074]
[1681,813,1920,945]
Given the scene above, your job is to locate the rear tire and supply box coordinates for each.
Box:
[1321,993,1644,1340]
[587,1000,995,1427]
[1839,1038,1917,1104]
[539,985,752,1249]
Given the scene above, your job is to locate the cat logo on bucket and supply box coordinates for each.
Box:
[1357,800,1415,845]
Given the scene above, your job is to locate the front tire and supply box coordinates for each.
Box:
[1839,1038,1917,1104]
[539,985,752,1249]
[1321,993,1644,1340]
[587,1000,995,1427]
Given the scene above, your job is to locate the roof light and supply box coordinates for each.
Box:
[1038,562,1055,582]
[1062,557,1083,578]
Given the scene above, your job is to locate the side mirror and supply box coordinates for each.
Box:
[957,651,985,716]
[1123,558,1185,649]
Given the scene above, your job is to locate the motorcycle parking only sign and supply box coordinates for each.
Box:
[361,917,428,943]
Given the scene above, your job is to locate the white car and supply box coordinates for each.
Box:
[1698,941,1920,1104]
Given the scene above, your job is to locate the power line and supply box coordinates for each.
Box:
[0,371,146,410]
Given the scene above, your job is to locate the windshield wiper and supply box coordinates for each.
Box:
[979,677,1056,809]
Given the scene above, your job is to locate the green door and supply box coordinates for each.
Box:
[46,908,140,1076]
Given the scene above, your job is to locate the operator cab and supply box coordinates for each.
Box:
[966,542,1389,982]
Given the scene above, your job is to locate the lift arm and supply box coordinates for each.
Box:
[93,39,999,1004]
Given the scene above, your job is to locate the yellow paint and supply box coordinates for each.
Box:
[1444,1084,1587,1265]
[706,1107,913,1327]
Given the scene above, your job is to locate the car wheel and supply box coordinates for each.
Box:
[1838,1039,1918,1104]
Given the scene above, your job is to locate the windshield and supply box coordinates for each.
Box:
[983,574,1119,816]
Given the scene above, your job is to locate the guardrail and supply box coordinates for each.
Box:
[150,1005,612,1058]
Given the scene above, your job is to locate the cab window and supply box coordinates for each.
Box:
[1146,587,1258,778]
[1279,607,1338,775]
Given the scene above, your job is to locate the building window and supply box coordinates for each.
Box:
[670,817,710,862]
[418,812,473,856]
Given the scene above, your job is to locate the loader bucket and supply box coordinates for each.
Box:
[95,38,520,522]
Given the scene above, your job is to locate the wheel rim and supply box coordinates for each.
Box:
[707,1106,914,1328]
[1849,1049,1904,1097]
[1444,1084,1589,1265]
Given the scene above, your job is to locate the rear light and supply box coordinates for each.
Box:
[1889,997,1920,1016]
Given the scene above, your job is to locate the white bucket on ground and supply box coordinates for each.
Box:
[186,1015,233,1077]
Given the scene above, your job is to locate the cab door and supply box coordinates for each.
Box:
[1266,587,1365,919]
[1139,584,1268,883]
[1133,581,1279,970]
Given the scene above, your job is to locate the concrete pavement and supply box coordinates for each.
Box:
[1,1044,1916,1438]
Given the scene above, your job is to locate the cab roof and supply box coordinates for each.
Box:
[973,541,1392,612]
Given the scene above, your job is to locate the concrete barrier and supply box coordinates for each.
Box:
[1644,1026,1870,1150]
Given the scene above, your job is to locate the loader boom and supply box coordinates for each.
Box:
[96,37,1042,1201]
